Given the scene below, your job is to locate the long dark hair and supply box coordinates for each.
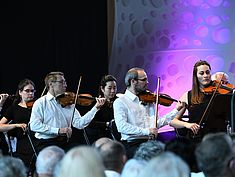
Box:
[191,60,211,104]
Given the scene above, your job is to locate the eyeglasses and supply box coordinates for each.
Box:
[52,80,67,84]
[23,89,36,93]
[136,78,148,82]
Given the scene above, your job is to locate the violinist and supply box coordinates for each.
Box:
[175,60,228,142]
[0,79,36,174]
[211,71,229,84]
[29,71,106,153]
[113,67,186,159]
[86,75,121,143]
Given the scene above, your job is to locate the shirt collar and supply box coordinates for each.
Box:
[46,92,55,101]
[125,89,139,102]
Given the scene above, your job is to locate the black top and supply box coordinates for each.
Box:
[4,104,32,139]
[186,90,229,140]
[86,96,121,143]
[3,103,35,169]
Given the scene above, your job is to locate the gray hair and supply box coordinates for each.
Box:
[138,152,190,177]
[0,156,27,177]
[134,140,165,161]
[36,145,65,175]
[124,67,143,87]
[58,145,106,177]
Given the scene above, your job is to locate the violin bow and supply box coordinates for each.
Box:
[70,76,82,128]
[69,76,91,145]
[149,77,160,140]
[193,75,224,138]
[155,77,161,128]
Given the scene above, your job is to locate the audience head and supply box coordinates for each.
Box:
[195,132,235,177]
[0,156,27,177]
[99,140,127,173]
[59,145,106,177]
[121,140,165,177]
[165,137,199,172]
[138,152,190,177]
[134,140,165,161]
[36,145,65,177]
[92,137,113,149]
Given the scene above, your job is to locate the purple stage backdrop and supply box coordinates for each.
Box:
[109,0,235,132]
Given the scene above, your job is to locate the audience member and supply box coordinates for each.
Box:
[36,145,65,177]
[138,152,190,177]
[99,140,127,177]
[195,132,235,177]
[0,156,27,177]
[58,145,106,177]
[121,140,165,177]
[92,137,113,149]
[165,137,199,172]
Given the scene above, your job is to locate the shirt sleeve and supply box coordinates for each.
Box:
[157,108,178,128]
[113,99,149,136]
[72,106,98,129]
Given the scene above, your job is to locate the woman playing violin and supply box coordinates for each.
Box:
[0,79,36,174]
[86,75,121,143]
[174,60,230,141]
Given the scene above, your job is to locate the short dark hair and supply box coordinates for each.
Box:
[195,133,234,177]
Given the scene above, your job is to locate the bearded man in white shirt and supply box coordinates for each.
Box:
[113,67,186,159]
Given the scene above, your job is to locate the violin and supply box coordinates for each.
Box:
[202,81,235,95]
[26,100,35,108]
[56,92,95,107]
[138,90,178,106]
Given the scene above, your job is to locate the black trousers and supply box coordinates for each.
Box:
[34,136,77,154]
[121,139,148,159]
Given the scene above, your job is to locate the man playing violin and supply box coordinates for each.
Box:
[113,67,186,159]
[29,71,106,153]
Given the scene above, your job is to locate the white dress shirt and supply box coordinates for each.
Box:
[113,90,178,140]
[30,92,98,139]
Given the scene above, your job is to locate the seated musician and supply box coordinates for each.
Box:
[211,71,229,84]
[176,60,232,143]
[113,67,187,159]
[29,71,106,153]
[86,75,121,144]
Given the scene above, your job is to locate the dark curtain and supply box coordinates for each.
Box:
[0,1,108,97]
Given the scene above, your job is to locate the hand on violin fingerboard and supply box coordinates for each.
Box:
[0,93,9,107]
[176,101,187,111]
[94,97,106,109]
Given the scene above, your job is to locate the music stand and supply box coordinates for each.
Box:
[200,93,234,135]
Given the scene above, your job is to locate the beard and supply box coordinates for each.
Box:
[135,85,147,94]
